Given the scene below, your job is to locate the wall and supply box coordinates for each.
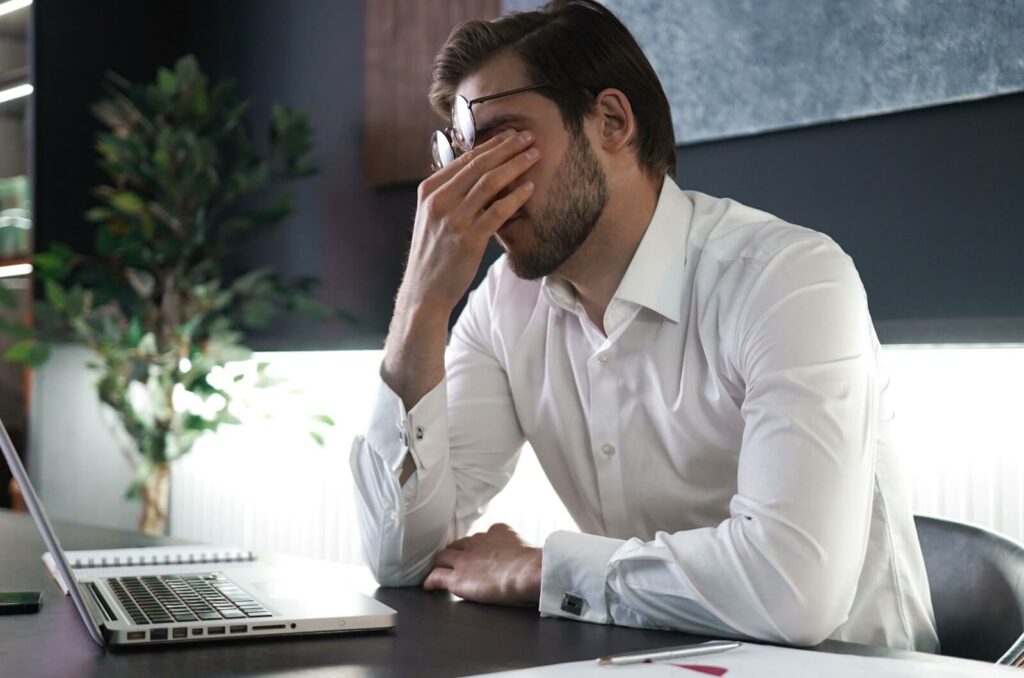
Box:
[187,0,417,349]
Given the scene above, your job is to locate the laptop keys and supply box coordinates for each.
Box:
[107,573,272,627]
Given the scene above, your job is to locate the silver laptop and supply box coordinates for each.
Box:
[0,416,396,647]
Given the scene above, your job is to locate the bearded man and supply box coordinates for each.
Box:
[351,0,939,652]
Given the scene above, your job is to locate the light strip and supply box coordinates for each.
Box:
[0,0,32,19]
[0,263,32,278]
[0,0,31,18]
[0,83,32,105]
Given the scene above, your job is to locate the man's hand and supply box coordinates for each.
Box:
[382,129,541,412]
[423,523,542,606]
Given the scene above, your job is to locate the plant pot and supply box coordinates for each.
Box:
[139,462,171,536]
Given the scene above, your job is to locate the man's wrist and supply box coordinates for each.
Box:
[513,547,543,605]
[382,298,450,408]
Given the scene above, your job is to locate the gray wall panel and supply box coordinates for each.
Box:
[502,0,1024,144]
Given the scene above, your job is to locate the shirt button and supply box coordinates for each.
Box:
[601,444,615,456]
[389,510,399,521]
[596,354,609,365]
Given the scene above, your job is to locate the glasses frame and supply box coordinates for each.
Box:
[431,83,549,171]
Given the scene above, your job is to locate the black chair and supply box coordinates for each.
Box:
[915,515,1024,665]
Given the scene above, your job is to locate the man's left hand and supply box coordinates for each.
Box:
[423,523,541,606]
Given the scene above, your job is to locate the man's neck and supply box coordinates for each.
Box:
[557,173,662,334]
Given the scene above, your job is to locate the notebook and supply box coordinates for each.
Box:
[42,546,258,594]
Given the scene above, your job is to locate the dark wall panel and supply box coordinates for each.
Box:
[33,1,190,258]
[188,0,417,349]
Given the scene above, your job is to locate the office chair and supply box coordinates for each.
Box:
[914,515,1024,665]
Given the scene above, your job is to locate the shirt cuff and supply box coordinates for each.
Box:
[364,371,450,475]
[540,530,625,624]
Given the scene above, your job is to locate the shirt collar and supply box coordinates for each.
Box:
[543,176,692,323]
[614,177,692,323]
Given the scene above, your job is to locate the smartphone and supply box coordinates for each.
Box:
[0,592,42,614]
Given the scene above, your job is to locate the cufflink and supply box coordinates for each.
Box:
[560,593,584,616]
[415,425,424,441]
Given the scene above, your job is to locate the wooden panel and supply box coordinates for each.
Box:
[364,0,500,187]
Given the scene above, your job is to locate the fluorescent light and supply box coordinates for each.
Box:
[0,0,32,19]
[0,83,32,105]
[0,263,32,278]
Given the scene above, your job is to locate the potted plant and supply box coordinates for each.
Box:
[0,55,339,535]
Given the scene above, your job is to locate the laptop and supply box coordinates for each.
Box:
[0,415,396,647]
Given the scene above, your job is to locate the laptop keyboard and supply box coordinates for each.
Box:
[105,573,273,625]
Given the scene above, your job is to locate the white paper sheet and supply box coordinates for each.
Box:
[464,643,1018,677]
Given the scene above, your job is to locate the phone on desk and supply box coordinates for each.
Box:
[0,592,42,614]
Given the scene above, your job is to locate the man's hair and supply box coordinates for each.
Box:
[429,0,676,179]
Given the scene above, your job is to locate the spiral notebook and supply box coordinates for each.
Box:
[42,545,257,595]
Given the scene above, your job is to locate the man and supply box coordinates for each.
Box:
[351,0,938,651]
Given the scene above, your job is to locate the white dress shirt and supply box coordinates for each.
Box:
[350,177,939,651]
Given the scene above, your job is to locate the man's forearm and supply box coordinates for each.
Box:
[382,292,451,485]
[382,291,451,413]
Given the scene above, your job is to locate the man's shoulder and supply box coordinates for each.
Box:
[683,190,841,271]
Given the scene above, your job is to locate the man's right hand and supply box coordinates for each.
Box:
[382,128,541,419]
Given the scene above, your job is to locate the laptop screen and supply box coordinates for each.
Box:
[0,416,105,647]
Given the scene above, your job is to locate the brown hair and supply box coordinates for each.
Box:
[429,0,676,179]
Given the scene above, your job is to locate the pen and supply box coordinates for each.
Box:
[596,640,742,666]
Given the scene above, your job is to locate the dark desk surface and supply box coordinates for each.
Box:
[0,509,983,678]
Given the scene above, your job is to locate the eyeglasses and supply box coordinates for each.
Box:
[431,84,548,171]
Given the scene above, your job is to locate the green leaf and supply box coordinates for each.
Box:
[124,315,143,348]
[157,68,178,96]
[33,244,74,280]
[44,279,67,311]
[240,298,276,329]
[309,431,325,447]
[217,412,242,426]
[312,414,335,427]
[4,340,50,368]
[109,191,146,214]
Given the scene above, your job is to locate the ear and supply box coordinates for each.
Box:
[591,88,635,154]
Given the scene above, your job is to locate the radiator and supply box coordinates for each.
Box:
[170,346,1024,565]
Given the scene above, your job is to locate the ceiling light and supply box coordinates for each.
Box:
[0,83,32,105]
[0,0,32,20]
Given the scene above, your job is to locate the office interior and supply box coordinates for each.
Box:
[1,0,1022,672]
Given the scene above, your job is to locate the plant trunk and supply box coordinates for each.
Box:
[139,463,171,535]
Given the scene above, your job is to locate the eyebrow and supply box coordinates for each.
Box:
[474,113,531,139]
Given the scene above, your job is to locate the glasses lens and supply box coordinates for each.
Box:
[431,130,456,170]
[452,96,475,151]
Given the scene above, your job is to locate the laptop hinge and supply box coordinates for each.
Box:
[85,582,118,623]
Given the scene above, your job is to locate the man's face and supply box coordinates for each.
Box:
[454,53,609,280]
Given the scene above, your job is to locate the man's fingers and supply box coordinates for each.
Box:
[478,181,535,235]
[421,130,516,194]
[445,536,471,551]
[423,567,453,592]
[431,131,536,210]
[431,547,462,569]
[457,146,541,220]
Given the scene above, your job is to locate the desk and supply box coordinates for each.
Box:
[0,509,982,677]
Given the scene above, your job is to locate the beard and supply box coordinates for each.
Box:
[500,128,609,280]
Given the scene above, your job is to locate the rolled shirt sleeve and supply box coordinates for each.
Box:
[540,238,879,646]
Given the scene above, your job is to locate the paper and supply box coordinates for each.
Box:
[464,643,1019,677]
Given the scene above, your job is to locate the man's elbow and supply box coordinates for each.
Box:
[364,552,432,588]
[769,586,852,647]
